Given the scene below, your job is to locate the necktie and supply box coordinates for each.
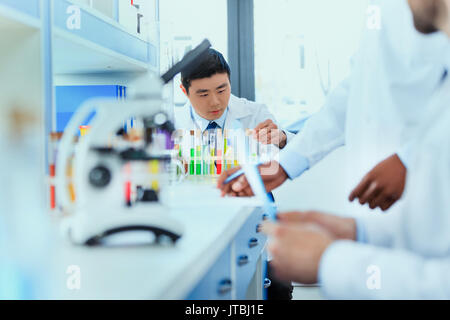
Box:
[206,121,219,146]
[206,121,220,131]
[205,122,221,170]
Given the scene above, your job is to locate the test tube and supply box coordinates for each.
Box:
[195,130,202,175]
[250,130,258,164]
[245,129,251,166]
[79,125,91,137]
[223,129,228,170]
[174,143,180,175]
[216,129,223,175]
[190,130,195,175]
[210,130,216,175]
[48,132,62,210]
[166,130,174,150]
[67,151,77,203]
[181,130,188,174]
[124,163,132,207]
[203,131,209,175]
[125,181,132,207]
[225,129,232,170]
[149,160,159,191]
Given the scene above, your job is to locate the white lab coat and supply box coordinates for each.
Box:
[319,60,450,299]
[175,94,294,138]
[281,0,448,216]
[174,94,295,164]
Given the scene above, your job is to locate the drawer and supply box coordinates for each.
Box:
[261,250,269,300]
[186,245,232,300]
[235,209,267,299]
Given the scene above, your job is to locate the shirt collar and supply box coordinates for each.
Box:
[191,106,228,132]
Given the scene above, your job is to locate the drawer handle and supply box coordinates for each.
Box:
[238,255,249,266]
[248,237,259,248]
[264,278,272,289]
[218,279,233,295]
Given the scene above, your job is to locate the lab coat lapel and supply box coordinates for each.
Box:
[226,95,252,130]
[174,100,195,130]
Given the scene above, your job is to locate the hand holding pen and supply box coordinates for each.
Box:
[217,160,289,197]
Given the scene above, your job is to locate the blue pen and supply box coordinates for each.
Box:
[223,168,244,184]
[242,164,277,220]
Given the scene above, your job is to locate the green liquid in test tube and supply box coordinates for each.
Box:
[195,130,202,175]
[190,130,195,175]
[210,147,215,175]
[210,131,216,175]
[203,132,209,175]
[223,130,228,170]
[196,146,202,175]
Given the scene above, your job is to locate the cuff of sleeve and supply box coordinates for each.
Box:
[283,130,296,144]
[278,148,309,180]
[356,218,368,244]
[318,240,363,299]
[318,241,346,287]
[396,142,414,169]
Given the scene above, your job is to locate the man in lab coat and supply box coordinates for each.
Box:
[174,48,295,149]
[218,0,447,214]
[260,0,450,299]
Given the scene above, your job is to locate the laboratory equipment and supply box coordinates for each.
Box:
[56,40,212,246]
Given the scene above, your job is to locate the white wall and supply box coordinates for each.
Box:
[254,0,370,125]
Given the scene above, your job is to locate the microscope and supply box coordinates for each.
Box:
[55,40,211,246]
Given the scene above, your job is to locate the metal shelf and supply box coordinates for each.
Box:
[0,0,41,29]
[53,0,157,74]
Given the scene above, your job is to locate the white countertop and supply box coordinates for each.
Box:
[48,182,264,300]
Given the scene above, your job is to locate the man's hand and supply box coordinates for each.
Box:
[261,221,334,284]
[277,211,357,241]
[349,154,407,211]
[253,119,287,149]
[216,161,288,197]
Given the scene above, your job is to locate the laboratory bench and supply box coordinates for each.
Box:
[48,183,270,300]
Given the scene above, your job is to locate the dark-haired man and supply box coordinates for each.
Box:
[174,48,294,149]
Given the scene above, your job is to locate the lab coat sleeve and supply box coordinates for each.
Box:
[319,240,450,299]
[355,218,368,243]
[356,210,403,248]
[396,140,415,169]
[278,77,350,179]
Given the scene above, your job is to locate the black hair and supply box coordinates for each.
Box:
[181,48,231,94]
